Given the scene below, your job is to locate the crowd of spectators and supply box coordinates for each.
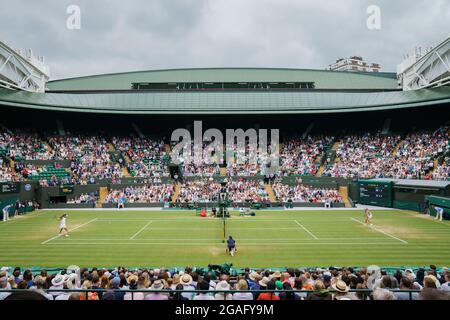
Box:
[227,179,269,203]
[391,128,449,179]
[227,163,259,176]
[1,265,448,300]
[223,139,282,177]
[66,193,99,205]
[0,130,54,161]
[183,164,220,177]
[114,136,170,178]
[176,179,269,204]
[104,184,175,204]
[433,157,450,180]
[177,179,221,203]
[42,134,124,184]
[272,183,343,203]
[0,165,16,183]
[323,133,401,179]
[323,128,449,180]
[280,136,333,176]
[1,129,449,183]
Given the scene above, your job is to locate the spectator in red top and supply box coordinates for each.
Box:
[257,280,280,300]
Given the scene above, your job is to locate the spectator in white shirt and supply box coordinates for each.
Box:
[233,279,253,300]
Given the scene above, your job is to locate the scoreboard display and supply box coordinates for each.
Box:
[0,182,20,194]
[358,180,393,207]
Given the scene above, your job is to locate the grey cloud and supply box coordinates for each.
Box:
[0,0,448,79]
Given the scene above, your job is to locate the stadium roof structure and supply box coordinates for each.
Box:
[46,68,398,91]
[0,67,449,114]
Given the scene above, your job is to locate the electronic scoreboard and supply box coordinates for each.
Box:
[358,180,393,207]
[0,182,20,194]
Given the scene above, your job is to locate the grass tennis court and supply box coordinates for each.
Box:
[1,209,449,268]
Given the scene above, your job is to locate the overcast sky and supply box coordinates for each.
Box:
[1,0,449,80]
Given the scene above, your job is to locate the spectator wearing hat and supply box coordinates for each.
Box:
[124,276,148,300]
[145,280,168,300]
[49,274,65,298]
[233,279,253,300]
[254,276,270,299]
[331,280,356,300]
[179,274,195,300]
[257,280,280,300]
[271,271,282,281]
[214,281,232,300]
[193,281,215,300]
[54,274,78,301]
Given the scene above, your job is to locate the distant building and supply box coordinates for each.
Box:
[329,56,381,73]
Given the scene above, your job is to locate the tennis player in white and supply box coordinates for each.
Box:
[59,214,69,237]
[364,208,373,225]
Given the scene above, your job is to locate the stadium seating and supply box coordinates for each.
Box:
[0,128,448,185]
[104,184,175,204]
[26,166,69,181]
[176,179,269,204]
[272,183,343,203]
[0,265,448,300]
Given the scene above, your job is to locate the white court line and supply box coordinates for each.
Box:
[351,218,408,244]
[96,219,304,222]
[43,242,404,246]
[41,218,98,244]
[294,220,318,239]
[129,221,153,240]
[95,218,356,222]
[131,227,302,230]
[56,237,397,241]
